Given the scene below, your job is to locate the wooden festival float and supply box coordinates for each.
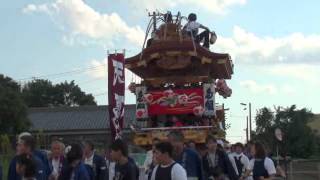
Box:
[125,12,233,146]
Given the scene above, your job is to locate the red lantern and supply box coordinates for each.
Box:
[216,79,232,98]
[136,109,146,118]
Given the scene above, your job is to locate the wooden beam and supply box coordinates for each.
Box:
[166,51,182,56]
[150,53,160,59]
[201,56,212,64]
[188,51,197,56]
[217,59,227,64]
[137,60,147,67]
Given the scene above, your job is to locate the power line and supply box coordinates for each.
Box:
[18,64,107,81]
[92,92,108,97]
[229,115,246,118]
[76,77,107,86]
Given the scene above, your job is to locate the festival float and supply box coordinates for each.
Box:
[125,12,233,146]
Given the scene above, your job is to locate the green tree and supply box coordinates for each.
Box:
[252,105,318,158]
[0,74,30,135]
[22,79,57,107]
[22,79,96,107]
[55,80,96,106]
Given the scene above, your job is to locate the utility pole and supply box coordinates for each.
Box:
[246,116,249,143]
[241,102,252,141]
[249,102,252,140]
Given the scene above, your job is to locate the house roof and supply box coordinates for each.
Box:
[28,105,136,132]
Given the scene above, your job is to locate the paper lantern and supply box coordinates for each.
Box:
[136,109,146,118]
[143,93,153,103]
[210,31,217,45]
[178,94,188,105]
[193,106,204,116]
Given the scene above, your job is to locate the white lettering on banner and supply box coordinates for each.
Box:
[112,93,124,139]
[203,83,216,117]
[135,86,148,119]
[112,59,124,86]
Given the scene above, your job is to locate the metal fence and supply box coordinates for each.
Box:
[287,159,320,180]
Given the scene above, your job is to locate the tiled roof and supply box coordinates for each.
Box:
[28,105,136,132]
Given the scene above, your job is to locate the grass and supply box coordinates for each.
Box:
[0,154,14,180]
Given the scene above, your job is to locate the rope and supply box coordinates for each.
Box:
[177,13,183,43]
[140,18,154,61]
[164,14,168,40]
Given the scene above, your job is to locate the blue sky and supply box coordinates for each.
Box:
[1,0,320,143]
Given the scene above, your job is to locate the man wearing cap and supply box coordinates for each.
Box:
[202,135,238,180]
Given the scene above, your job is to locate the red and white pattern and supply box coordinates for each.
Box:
[108,53,125,140]
[136,86,149,119]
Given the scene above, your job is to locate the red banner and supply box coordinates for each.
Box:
[147,88,204,115]
[108,53,125,140]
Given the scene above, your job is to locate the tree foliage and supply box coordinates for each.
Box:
[55,81,96,106]
[22,79,96,107]
[252,105,319,158]
[22,79,57,107]
[0,75,30,134]
[0,74,97,136]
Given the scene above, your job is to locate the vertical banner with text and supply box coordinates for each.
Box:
[203,83,216,117]
[108,53,125,141]
[135,86,148,120]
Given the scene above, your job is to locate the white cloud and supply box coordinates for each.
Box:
[184,0,247,14]
[280,85,296,95]
[269,64,319,81]
[87,59,108,79]
[124,0,246,15]
[215,26,320,65]
[214,26,320,87]
[265,64,320,86]
[240,80,301,95]
[22,4,37,13]
[240,80,277,95]
[87,58,141,88]
[23,0,145,46]
[23,4,50,14]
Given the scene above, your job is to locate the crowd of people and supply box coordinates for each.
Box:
[0,131,278,180]
[144,132,277,180]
